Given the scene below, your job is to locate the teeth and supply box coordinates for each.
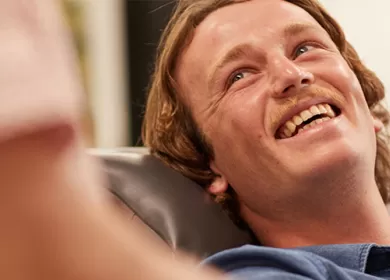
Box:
[309,105,321,115]
[284,128,292,137]
[318,104,327,114]
[325,104,336,117]
[286,121,296,132]
[300,110,312,121]
[293,116,303,126]
[278,103,338,139]
[307,122,315,129]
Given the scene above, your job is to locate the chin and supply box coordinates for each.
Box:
[289,136,374,187]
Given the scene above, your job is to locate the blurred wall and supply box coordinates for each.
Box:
[320,0,390,106]
[84,0,129,148]
[125,0,174,146]
[63,0,95,146]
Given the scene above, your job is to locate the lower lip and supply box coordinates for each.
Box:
[277,114,343,142]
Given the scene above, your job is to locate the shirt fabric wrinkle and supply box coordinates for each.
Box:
[203,243,390,279]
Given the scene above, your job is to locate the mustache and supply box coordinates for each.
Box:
[270,85,343,129]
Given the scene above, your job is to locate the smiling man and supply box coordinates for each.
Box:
[2,0,390,279]
[142,0,390,278]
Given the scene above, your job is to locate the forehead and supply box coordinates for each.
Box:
[176,0,324,101]
[196,0,320,44]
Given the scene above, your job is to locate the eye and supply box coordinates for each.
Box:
[232,72,245,83]
[293,44,315,59]
[228,71,251,88]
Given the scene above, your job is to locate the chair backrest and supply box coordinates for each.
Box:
[91,147,253,259]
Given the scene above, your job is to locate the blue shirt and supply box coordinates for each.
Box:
[203,244,390,279]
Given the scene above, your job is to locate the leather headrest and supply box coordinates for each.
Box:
[91,147,253,259]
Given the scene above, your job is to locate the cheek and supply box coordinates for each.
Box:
[318,56,365,103]
[316,56,375,136]
[208,90,266,144]
[204,92,273,175]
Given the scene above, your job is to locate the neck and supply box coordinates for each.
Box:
[244,178,390,248]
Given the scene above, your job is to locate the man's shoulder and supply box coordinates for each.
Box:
[202,244,384,279]
[203,245,325,272]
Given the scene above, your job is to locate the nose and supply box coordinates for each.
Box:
[269,55,314,98]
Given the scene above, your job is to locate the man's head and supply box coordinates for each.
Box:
[143,0,390,228]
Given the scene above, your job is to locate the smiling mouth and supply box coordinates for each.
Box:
[276,103,341,139]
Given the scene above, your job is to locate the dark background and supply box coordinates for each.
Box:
[125,1,176,146]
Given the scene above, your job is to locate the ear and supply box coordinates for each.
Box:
[207,161,229,195]
[372,115,384,133]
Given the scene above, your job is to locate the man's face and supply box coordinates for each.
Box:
[175,0,378,217]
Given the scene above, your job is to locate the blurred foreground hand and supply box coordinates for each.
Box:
[0,0,83,142]
[0,1,224,279]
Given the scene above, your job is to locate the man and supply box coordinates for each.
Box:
[142,0,390,277]
[1,0,389,279]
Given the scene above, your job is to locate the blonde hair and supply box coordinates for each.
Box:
[143,0,390,226]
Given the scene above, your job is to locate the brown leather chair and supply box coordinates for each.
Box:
[92,147,253,259]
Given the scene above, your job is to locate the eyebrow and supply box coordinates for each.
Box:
[207,22,319,89]
[283,22,318,40]
[208,43,260,89]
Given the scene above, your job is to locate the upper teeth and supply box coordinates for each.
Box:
[279,103,336,139]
